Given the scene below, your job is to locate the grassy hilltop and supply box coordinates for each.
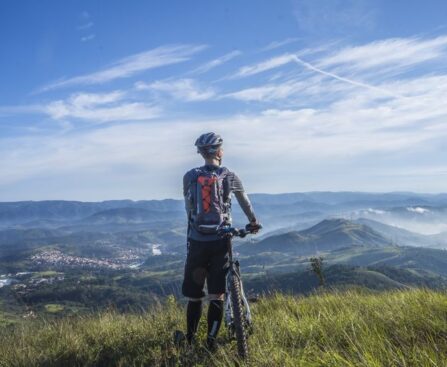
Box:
[0,289,446,367]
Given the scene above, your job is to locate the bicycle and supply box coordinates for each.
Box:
[173,223,261,359]
[217,222,262,359]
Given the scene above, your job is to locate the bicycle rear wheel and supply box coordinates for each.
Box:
[229,272,249,359]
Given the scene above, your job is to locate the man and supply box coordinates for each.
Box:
[181,132,260,350]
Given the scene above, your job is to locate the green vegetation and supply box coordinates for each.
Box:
[33,271,60,278]
[0,289,446,366]
[44,304,64,313]
[1,264,445,322]
[0,311,17,328]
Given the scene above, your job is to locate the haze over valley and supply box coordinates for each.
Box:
[1,191,447,322]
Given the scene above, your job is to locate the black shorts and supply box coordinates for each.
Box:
[182,238,230,298]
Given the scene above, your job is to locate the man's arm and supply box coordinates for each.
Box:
[229,172,257,223]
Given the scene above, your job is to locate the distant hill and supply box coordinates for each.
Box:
[0,199,183,224]
[246,264,447,294]
[326,245,447,276]
[0,228,65,245]
[241,218,392,255]
[3,192,447,228]
[353,218,444,247]
[82,207,184,224]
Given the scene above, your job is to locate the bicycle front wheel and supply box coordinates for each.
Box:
[229,272,249,359]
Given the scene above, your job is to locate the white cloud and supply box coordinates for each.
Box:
[77,22,94,30]
[226,46,447,104]
[319,36,447,71]
[293,56,402,98]
[260,38,300,52]
[135,78,216,101]
[44,91,160,122]
[230,51,403,99]
[232,53,297,78]
[5,35,447,199]
[225,79,307,102]
[81,11,90,19]
[366,209,386,215]
[39,44,207,92]
[3,87,447,199]
[228,35,447,101]
[191,50,241,74]
[81,34,95,42]
[407,207,430,214]
[225,72,380,103]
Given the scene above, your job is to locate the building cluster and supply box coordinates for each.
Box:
[30,247,151,269]
[31,250,124,269]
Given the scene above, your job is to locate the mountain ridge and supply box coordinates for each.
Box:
[241,218,392,255]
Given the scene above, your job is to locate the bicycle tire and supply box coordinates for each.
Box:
[229,272,249,359]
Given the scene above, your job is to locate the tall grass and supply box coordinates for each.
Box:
[0,289,446,366]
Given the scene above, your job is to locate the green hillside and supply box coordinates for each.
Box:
[1,289,446,366]
[241,218,392,255]
[245,264,447,294]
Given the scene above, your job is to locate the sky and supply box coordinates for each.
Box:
[1,0,447,201]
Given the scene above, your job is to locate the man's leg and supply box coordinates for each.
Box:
[181,240,207,344]
[186,297,203,344]
[206,238,230,349]
[207,293,224,349]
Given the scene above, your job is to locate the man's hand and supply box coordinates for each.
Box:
[246,220,262,234]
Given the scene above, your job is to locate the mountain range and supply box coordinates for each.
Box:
[2,193,447,322]
[240,218,392,255]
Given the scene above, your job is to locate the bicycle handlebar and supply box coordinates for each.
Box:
[217,223,262,239]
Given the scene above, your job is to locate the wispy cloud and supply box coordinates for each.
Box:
[77,11,95,42]
[293,56,402,98]
[228,35,447,99]
[319,36,447,71]
[230,42,338,79]
[39,44,207,92]
[191,50,242,74]
[135,78,216,101]
[293,0,377,35]
[44,91,160,122]
[5,34,447,198]
[3,89,447,197]
[225,79,306,102]
[81,11,90,20]
[232,53,297,78]
[77,22,94,30]
[227,54,401,102]
[81,34,95,42]
[260,38,300,52]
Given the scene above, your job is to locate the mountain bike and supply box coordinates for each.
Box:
[217,223,262,359]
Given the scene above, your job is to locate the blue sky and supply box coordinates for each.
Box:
[1,0,447,201]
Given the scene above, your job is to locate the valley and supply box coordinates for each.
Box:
[1,192,447,324]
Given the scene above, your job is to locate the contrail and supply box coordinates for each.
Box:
[292,55,404,99]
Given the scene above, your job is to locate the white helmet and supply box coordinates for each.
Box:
[194,132,223,154]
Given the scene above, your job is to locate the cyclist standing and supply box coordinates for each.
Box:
[181,132,260,350]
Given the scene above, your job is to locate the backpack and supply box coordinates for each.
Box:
[187,166,230,234]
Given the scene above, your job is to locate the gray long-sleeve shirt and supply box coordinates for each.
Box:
[183,164,256,241]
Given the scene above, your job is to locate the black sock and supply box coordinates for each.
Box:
[186,300,202,342]
[207,300,224,340]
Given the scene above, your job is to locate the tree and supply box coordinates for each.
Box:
[310,257,325,286]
